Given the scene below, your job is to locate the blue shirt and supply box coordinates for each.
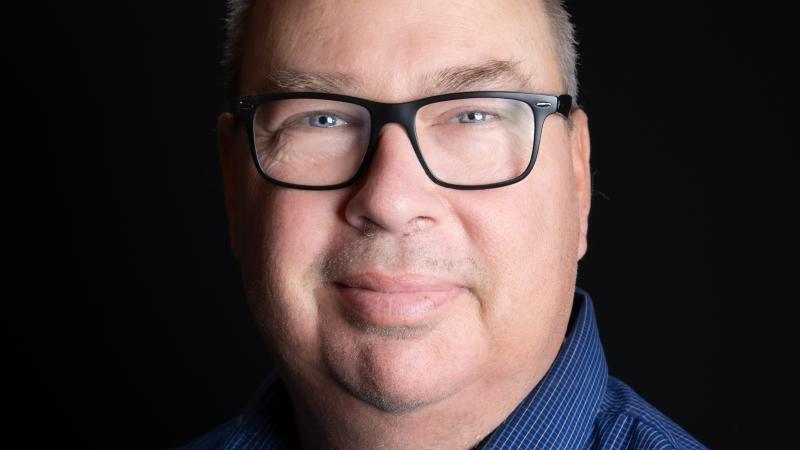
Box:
[177,289,706,449]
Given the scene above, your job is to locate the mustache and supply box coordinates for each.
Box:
[316,232,487,289]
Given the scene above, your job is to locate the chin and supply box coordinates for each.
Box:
[329,364,460,415]
[319,313,488,415]
[337,377,440,415]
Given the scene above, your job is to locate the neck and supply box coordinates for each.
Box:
[285,356,555,450]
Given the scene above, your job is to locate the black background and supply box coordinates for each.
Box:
[5,1,795,448]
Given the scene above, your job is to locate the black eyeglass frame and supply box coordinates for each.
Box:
[233,91,573,190]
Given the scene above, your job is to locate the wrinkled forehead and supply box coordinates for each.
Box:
[238,0,562,101]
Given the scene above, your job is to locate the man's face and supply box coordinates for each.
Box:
[220,0,591,415]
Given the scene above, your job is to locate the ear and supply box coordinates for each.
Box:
[217,112,241,260]
[569,109,592,260]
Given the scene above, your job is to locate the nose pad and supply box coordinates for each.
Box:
[368,122,430,183]
[359,120,421,178]
[361,102,424,174]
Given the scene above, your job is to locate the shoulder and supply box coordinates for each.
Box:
[590,376,707,450]
[170,418,238,450]
[169,374,295,450]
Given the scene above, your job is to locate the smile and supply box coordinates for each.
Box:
[333,272,467,328]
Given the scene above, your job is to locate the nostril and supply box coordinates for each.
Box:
[402,217,434,236]
[362,219,380,237]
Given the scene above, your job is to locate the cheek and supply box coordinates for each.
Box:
[515,125,580,291]
[450,130,579,350]
[458,156,576,292]
[236,173,345,363]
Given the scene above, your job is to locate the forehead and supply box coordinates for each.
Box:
[239,0,561,101]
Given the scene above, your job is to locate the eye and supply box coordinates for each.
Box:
[457,111,494,124]
[305,113,348,128]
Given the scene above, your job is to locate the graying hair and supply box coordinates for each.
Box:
[222,0,579,102]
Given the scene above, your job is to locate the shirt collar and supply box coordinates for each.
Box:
[479,288,608,449]
[222,288,607,450]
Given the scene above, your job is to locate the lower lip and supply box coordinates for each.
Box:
[334,281,465,326]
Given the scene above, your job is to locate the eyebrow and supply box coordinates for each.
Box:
[260,59,535,96]
[426,59,535,93]
[263,70,362,93]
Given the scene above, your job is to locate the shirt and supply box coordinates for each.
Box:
[176,289,707,449]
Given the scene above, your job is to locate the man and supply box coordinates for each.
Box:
[181,0,706,448]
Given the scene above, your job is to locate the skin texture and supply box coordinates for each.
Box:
[217,0,592,448]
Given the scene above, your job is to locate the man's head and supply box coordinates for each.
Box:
[216,0,591,440]
[222,0,580,101]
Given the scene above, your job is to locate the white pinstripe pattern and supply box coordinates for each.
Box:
[175,289,707,450]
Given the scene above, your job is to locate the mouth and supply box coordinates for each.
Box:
[332,272,467,328]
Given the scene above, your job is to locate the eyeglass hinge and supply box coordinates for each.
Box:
[535,102,552,108]
[238,100,254,110]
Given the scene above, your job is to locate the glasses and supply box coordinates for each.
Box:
[233,91,573,190]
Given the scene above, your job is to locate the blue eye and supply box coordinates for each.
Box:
[306,113,347,128]
[457,111,492,123]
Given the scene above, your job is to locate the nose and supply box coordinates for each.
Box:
[344,123,446,236]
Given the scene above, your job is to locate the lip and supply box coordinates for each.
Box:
[333,272,466,327]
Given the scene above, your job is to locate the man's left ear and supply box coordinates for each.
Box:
[569,109,591,260]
